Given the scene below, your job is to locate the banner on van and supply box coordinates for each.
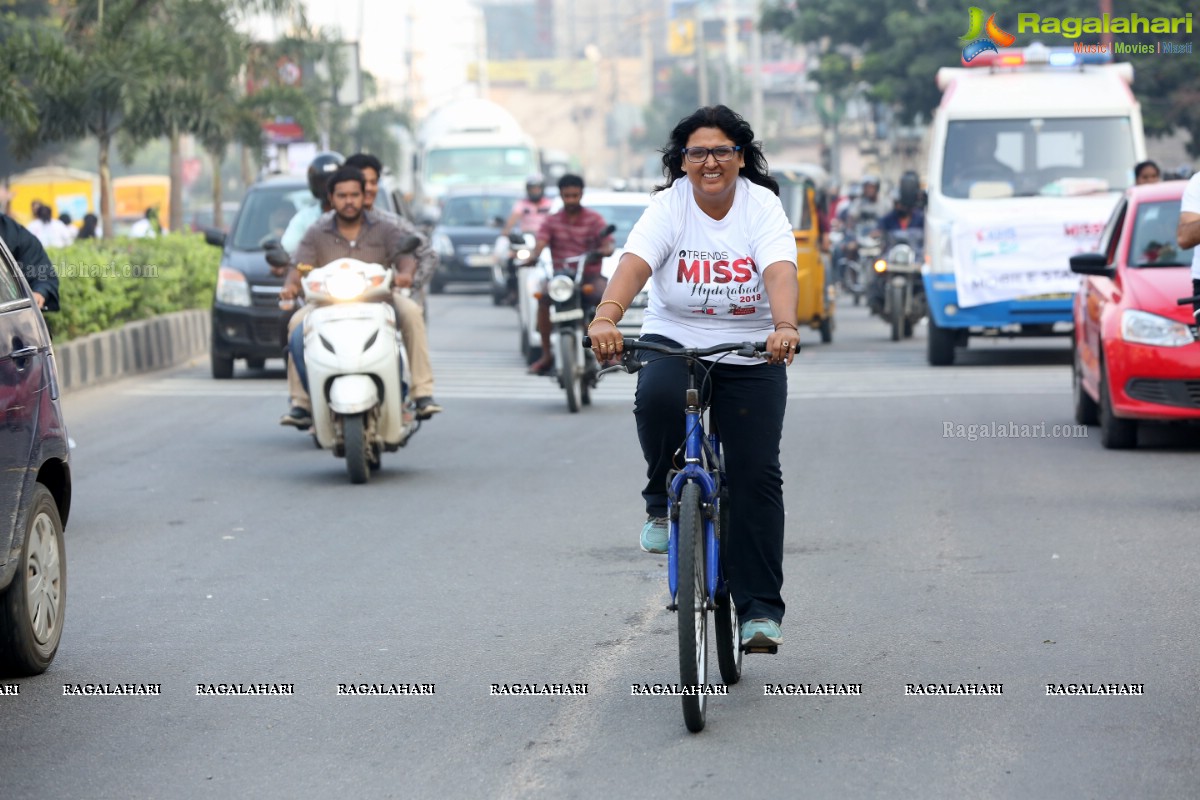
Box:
[952,216,1104,307]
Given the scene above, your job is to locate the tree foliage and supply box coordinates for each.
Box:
[762,0,1199,153]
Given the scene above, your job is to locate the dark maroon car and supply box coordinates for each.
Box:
[0,236,70,676]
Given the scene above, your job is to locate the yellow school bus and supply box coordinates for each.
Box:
[6,166,98,226]
[113,174,171,233]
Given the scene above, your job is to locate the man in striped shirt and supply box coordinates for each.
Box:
[521,174,614,375]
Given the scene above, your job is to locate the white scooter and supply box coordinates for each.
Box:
[295,252,420,484]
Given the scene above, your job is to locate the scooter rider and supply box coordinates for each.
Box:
[520,173,614,375]
[335,153,437,297]
[278,165,442,427]
[499,174,554,305]
[502,174,553,239]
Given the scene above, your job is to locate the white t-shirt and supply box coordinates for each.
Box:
[1181,172,1200,279]
[623,176,797,363]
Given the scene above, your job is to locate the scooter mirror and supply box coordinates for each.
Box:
[398,234,423,253]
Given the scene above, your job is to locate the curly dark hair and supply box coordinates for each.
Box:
[654,105,779,196]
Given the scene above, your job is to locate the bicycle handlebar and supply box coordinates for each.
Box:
[583,336,769,359]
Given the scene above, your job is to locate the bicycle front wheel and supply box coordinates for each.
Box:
[676,482,708,732]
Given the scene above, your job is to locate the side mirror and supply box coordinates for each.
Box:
[492,216,505,228]
[398,234,423,254]
[1069,252,1115,278]
[508,232,526,245]
[601,224,616,237]
[204,228,226,248]
[264,245,291,268]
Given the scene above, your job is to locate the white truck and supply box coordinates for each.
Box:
[923,42,1146,365]
[413,98,540,224]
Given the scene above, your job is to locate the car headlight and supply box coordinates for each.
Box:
[1120,309,1193,347]
[215,267,251,306]
[547,274,575,302]
[325,270,370,301]
[432,232,454,258]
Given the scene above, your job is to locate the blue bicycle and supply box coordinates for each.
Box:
[591,336,772,732]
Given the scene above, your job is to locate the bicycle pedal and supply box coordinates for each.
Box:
[741,645,779,655]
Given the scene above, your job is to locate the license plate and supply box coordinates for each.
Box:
[550,308,584,323]
[465,254,494,267]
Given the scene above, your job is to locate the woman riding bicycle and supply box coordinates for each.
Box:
[587,105,799,650]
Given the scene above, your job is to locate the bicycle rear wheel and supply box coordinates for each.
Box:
[713,488,742,685]
[676,482,708,732]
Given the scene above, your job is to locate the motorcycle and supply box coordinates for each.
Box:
[292,238,423,484]
[835,217,881,306]
[491,231,534,307]
[540,224,616,413]
[870,228,927,342]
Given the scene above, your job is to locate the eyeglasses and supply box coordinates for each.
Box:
[681,146,742,164]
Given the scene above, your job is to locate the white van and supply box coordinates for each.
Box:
[922,43,1146,365]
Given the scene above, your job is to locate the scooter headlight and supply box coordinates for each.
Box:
[326,270,369,301]
[515,248,531,261]
[873,258,888,273]
[548,274,575,303]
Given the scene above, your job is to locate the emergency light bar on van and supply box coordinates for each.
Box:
[962,42,1113,68]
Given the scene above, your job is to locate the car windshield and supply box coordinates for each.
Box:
[583,204,649,248]
[942,118,1135,199]
[1130,200,1194,267]
[231,187,314,250]
[440,194,516,227]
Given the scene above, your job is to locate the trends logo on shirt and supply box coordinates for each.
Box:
[675,249,758,284]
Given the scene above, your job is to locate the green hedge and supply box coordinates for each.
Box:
[43,234,219,342]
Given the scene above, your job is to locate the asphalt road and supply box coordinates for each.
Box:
[2,288,1198,799]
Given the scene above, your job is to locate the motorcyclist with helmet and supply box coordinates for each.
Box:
[502,174,554,239]
[866,172,926,316]
[498,175,554,305]
[281,152,345,254]
[831,175,891,289]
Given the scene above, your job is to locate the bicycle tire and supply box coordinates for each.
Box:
[677,482,708,732]
[560,331,579,413]
[713,488,742,685]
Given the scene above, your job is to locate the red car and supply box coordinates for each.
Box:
[1070,180,1198,448]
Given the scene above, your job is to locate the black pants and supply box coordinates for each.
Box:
[633,334,788,625]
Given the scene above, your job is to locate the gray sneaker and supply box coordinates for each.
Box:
[639,516,669,554]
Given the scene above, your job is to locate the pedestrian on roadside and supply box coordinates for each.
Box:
[77,213,99,240]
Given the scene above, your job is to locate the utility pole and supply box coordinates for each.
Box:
[695,2,708,107]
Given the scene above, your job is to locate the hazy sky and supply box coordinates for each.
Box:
[244,0,482,109]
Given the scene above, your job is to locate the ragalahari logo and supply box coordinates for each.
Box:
[960,6,1016,63]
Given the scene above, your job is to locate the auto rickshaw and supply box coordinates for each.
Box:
[773,162,834,343]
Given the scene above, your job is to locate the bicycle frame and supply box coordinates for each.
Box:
[666,378,724,609]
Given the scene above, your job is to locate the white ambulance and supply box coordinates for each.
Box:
[923,42,1146,365]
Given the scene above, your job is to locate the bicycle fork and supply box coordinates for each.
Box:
[667,390,722,611]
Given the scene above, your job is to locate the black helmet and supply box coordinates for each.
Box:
[307,151,345,200]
